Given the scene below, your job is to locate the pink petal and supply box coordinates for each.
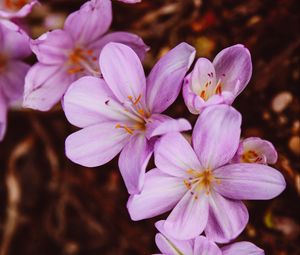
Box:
[192,105,241,170]
[88,31,149,61]
[65,122,129,167]
[30,29,73,65]
[118,134,154,194]
[213,163,286,200]
[145,114,191,139]
[99,42,146,104]
[193,236,222,255]
[0,20,31,59]
[222,241,264,255]
[127,168,185,220]
[23,63,74,111]
[64,0,112,45]
[213,44,252,98]
[154,132,202,178]
[205,192,249,243]
[164,190,209,240]
[63,76,130,128]
[117,0,141,3]
[146,42,196,113]
[155,220,194,255]
[231,137,278,164]
[0,92,7,141]
[0,0,38,19]
[0,60,30,102]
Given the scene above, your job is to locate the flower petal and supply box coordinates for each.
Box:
[63,76,130,128]
[213,44,252,97]
[30,29,73,65]
[88,31,149,61]
[205,192,249,243]
[65,122,129,167]
[99,42,146,104]
[231,137,278,164]
[164,189,209,240]
[23,63,73,111]
[0,60,30,102]
[146,42,196,113]
[64,0,112,44]
[0,92,7,141]
[192,105,241,170]
[145,114,191,139]
[118,134,154,194]
[127,168,186,220]
[0,20,31,59]
[118,0,141,3]
[193,236,222,255]
[0,0,37,19]
[213,163,286,200]
[155,132,202,178]
[221,241,264,255]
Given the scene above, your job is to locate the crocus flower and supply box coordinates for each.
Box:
[182,44,252,114]
[231,137,278,164]
[0,20,31,141]
[23,0,148,111]
[0,0,38,19]
[155,220,264,255]
[127,105,286,242]
[63,42,195,194]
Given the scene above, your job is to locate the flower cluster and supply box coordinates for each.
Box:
[0,0,286,253]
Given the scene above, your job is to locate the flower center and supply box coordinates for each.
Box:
[183,169,220,199]
[0,55,7,72]
[4,0,28,10]
[112,94,149,135]
[242,150,262,163]
[199,79,222,101]
[67,47,99,76]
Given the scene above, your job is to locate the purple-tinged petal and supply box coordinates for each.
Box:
[64,0,112,44]
[231,137,278,164]
[213,44,252,97]
[0,0,38,19]
[155,132,202,178]
[99,42,146,104]
[127,168,185,220]
[0,60,30,102]
[118,0,141,3]
[213,163,286,200]
[0,20,31,59]
[145,114,191,139]
[222,241,264,255]
[192,105,241,170]
[65,122,129,167]
[63,76,130,128]
[30,29,73,65]
[155,221,194,255]
[0,92,7,141]
[146,42,196,113]
[193,236,222,255]
[23,63,74,111]
[205,192,249,243]
[164,189,209,240]
[119,134,154,194]
[88,31,149,61]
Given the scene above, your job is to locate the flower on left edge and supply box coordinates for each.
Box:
[63,42,195,194]
[0,20,31,141]
[155,220,264,255]
[23,0,148,111]
[127,105,286,242]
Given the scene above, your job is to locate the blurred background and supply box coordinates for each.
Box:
[0,0,299,254]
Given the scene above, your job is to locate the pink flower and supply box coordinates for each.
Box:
[231,137,278,164]
[23,0,148,111]
[155,220,264,255]
[63,42,196,194]
[0,0,38,19]
[127,105,285,242]
[118,0,141,3]
[183,44,252,114]
[0,20,31,141]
